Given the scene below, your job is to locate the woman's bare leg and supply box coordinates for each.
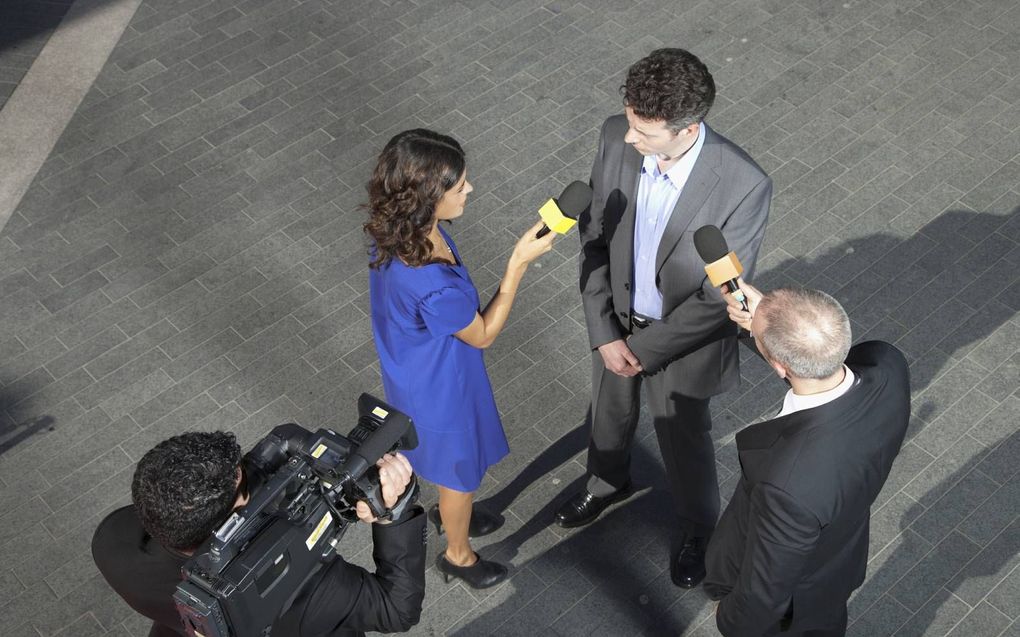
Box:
[437,485,476,566]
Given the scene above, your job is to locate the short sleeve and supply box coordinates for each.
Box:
[419,285,477,337]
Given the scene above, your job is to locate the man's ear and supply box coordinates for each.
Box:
[234,467,249,508]
[679,122,700,137]
[770,360,787,380]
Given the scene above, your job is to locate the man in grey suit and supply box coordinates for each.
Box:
[554,48,771,589]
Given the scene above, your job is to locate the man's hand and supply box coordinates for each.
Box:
[598,339,643,377]
[723,278,762,333]
[356,453,413,524]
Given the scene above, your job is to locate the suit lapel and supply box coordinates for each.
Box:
[654,131,721,274]
[614,143,644,265]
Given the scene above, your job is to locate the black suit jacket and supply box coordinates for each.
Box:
[704,341,910,635]
[579,115,771,395]
[92,505,426,637]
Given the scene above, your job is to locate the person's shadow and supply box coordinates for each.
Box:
[0,384,56,457]
[450,207,1018,635]
[845,430,1019,636]
[455,439,702,636]
[472,421,589,560]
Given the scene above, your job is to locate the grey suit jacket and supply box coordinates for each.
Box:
[578,115,771,397]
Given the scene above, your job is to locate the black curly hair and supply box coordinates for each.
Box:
[622,48,716,131]
[364,129,466,269]
[131,431,242,551]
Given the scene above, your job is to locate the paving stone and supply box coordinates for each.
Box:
[909,467,999,546]
[891,588,970,637]
[957,476,1020,547]
[889,532,983,613]
[848,594,914,637]
[1,0,1018,635]
[946,601,1013,637]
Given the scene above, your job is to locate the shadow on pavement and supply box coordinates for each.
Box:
[457,207,1018,635]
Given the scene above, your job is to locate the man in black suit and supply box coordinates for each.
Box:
[92,431,425,637]
[555,48,771,589]
[704,281,911,636]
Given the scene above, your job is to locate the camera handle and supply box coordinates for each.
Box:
[355,472,420,522]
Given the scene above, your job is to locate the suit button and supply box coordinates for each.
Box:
[624,283,630,290]
[621,311,629,319]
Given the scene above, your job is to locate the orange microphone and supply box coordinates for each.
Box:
[694,225,748,312]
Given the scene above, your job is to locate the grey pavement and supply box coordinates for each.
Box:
[0,0,77,110]
[0,0,1018,636]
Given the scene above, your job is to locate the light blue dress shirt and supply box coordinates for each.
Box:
[632,122,707,319]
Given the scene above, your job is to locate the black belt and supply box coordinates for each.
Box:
[630,312,655,330]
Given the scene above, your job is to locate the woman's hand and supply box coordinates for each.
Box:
[509,220,557,267]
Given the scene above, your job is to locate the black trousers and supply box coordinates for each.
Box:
[584,342,720,539]
[762,606,848,637]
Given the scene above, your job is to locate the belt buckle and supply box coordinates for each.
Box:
[631,313,650,329]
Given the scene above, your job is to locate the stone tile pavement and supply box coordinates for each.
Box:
[0,0,1018,635]
[0,0,78,110]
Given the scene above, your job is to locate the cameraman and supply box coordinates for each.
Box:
[92,431,425,637]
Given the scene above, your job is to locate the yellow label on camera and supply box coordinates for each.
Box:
[372,406,389,418]
[306,511,333,550]
[311,443,328,458]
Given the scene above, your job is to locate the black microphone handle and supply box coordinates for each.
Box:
[728,278,749,313]
[536,224,552,239]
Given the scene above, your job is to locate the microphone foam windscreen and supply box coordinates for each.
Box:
[693,225,729,262]
[557,181,593,219]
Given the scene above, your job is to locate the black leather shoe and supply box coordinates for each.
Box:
[671,535,707,588]
[436,552,509,589]
[554,483,634,528]
[427,505,504,538]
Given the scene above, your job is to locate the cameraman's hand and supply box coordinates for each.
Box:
[356,452,412,524]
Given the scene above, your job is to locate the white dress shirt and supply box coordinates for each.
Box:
[776,365,856,417]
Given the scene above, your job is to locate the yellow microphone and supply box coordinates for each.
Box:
[536,181,592,238]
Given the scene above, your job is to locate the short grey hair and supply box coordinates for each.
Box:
[756,288,851,380]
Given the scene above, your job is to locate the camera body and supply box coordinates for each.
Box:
[173,393,418,637]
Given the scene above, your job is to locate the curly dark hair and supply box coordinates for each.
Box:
[131,431,242,550]
[622,48,716,131]
[364,129,466,269]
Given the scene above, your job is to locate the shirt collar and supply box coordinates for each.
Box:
[777,365,856,418]
[640,121,707,182]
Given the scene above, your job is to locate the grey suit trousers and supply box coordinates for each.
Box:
[585,324,720,539]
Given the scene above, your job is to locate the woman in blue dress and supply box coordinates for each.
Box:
[364,129,555,588]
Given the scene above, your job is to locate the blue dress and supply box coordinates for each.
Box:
[368,227,509,492]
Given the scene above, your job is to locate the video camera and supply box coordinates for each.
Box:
[173,393,419,637]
